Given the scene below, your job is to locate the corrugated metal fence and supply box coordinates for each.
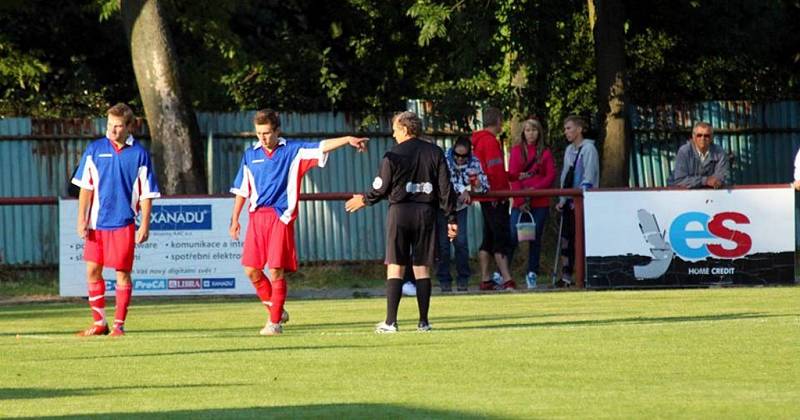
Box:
[0,111,481,265]
[1,102,798,266]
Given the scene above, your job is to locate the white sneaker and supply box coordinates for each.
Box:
[402,282,417,296]
[259,321,283,336]
[491,272,503,285]
[525,272,538,289]
[375,321,398,333]
[265,302,290,324]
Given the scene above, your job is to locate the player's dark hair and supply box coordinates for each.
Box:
[253,109,281,129]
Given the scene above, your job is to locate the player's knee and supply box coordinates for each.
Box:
[268,268,283,280]
[243,267,261,282]
[86,263,103,280]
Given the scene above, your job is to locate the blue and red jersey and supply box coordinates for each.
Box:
[71,136,161,230]
[230,138,328,224]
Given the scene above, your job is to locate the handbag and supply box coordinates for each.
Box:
[561,145,583,189]
[516,210,537,242]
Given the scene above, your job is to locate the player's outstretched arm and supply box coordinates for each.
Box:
[321,136,369,153]
[136,198,153,244]
[229,195,246,240]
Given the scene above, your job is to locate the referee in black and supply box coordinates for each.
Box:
[346,111,457,333]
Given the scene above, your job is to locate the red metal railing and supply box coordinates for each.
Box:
[9,185,789,287]
[0,188,587,286]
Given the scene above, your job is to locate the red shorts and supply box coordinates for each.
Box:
[242,207,298,272]
[84,224,136,272]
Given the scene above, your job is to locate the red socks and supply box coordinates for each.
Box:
[252,272,273,310]
[114,283,132,329]
[88,281,106,326]
[269,278,287,324]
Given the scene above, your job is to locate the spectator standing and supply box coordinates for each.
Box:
[508,119,556,289]
[556,116,599,286]
[472,107,516,290]
[436,135,489,292]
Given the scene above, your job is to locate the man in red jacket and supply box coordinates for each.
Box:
[471,107,516,290]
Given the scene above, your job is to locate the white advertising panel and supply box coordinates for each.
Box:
[583,188,795,287]
[59,197,254,296]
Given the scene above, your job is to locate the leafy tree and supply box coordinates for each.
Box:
[0,0,138,116]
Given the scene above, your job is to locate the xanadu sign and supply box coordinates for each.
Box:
[583,188,795,288]
[59,197,254,296]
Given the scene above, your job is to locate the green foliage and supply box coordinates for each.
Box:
[407,0,458,46]
[0,0,137,117]
[319,47,348,108]
[1,0,798,122]
[0,36,50,90]
[93,0,120,22]
[625,0,800,103]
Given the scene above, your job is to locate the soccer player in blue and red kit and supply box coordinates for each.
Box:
[229,109,368,336]
[72,103,160,337]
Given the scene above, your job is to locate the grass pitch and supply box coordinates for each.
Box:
[1,287,799,419]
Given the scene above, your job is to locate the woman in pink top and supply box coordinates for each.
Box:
[508,119,556,288]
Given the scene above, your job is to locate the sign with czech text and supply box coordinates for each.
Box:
[583,188,795,288]
[59,197,254,296]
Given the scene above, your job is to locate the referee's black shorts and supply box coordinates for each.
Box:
[385,202,436,266]
[479,199,511,256]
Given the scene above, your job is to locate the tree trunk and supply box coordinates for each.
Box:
[121,0,206,194]
[591,0,630,187]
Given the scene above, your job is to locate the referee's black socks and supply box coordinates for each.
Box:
[415,278,431,325]
[385,278,403,325]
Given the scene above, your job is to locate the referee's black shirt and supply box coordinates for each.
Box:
[364,138,457,223]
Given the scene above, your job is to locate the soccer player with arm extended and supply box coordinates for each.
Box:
[229,109,368,336]
[73,103,160,337]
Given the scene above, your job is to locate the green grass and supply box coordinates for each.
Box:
[0,268,59,297]
[1,287,799,419]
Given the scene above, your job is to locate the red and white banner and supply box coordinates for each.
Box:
[583,188,795,287]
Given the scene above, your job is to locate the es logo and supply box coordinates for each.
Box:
[668,211,752,259]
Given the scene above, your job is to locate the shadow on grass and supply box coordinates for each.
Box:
[0,313,571,337]
[290,312,566,331]
[6,311,787,338]
[441,312,797,331]
[14,403,501,419]
[0,383,248,400]
[43,342,438,362]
